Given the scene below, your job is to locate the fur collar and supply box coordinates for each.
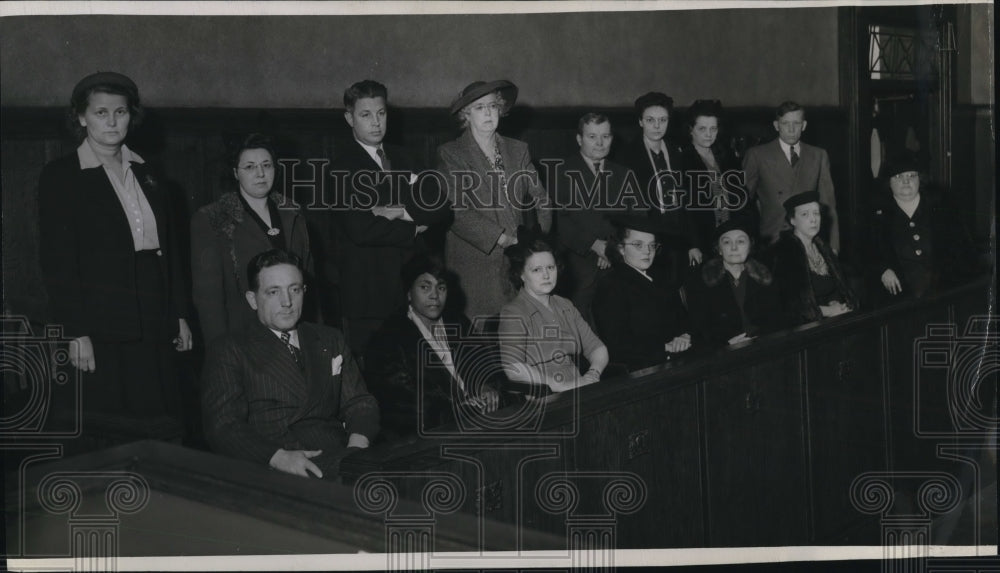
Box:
[701,257,773,287]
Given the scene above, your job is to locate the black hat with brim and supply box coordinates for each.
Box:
[782,191,821,215]
[72,71,139,104]
[449,80,518,116]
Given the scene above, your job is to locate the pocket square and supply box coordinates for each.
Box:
[331,354,343,376]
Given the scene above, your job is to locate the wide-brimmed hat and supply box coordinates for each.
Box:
[449,80,518,116]
[71,71,139,104]
[782,191,821,215]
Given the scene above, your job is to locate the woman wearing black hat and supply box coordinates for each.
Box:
[684,218,781,347]
[592,213,692,372]
[772,191,857,324]
[870,158,979,302]
[437,80,551,325]
[38,72,191,425]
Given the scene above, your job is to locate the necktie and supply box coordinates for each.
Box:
[376,147,392,171]
[280,331,302,366]
[790,145,799,167]
[592,160,602,175]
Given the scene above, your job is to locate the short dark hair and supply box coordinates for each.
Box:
[67,84,145,141]
[246,249,304,292]
[577,112,610,136]
[505,238,561,290]
[685,99,724,131]
[401,254,449,293]
[344,80,388,110]
[775,101,805,121]
[229,133,276,170]
[634,92,674,118]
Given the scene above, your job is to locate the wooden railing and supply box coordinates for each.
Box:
[339,276,995,548]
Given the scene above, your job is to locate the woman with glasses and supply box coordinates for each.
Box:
[772,191,857,324]
[190,133,314,345]
[498,238,608,393]
[870,157,979,302]
[617,91,687,285]
[680,99,755,267]
[592,213,692,372]
[438,80,551,326]
[684,218,781,347]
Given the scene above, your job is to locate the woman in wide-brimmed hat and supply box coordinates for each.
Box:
[592,211,692,372]
[437,80,551,327]
[38,71,192,429]
[684,217,782,347]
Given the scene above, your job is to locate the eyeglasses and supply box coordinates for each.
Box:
[624,241,661,252]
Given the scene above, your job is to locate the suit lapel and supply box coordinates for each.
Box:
[82,166,135,247]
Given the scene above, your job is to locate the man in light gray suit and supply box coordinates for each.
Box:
[743,101,840,252]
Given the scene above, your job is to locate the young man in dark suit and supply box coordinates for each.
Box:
[202,249,379,479]
[329,80,440,355]
[742,101,840,252]
[553,112,629,324]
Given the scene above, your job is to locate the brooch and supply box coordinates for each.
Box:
[267,228,281,236]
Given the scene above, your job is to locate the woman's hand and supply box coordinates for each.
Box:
[174,319,193,351]
[881,269,902,295]
[665,333,692,353]
[819,302,853,317]
[69,336,96,372]
[727,332,753,345]
[688,248,703,266]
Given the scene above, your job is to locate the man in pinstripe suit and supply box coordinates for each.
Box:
[202,249,379,478]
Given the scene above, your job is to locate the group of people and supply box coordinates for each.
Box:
[38,71,980,478]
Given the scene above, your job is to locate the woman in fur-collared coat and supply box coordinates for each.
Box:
[771,192,858,325]
[190,134,313,345]
[684,219,782,347]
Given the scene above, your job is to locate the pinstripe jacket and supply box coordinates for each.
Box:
[202,320,379,475]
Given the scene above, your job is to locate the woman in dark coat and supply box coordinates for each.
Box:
[364,256,504,440]
[772,191,858,325]
[592,213,692,372]
[38,72,192,420]
[685,218,781,347]
[680,99,756,265]
[190,134,313,345]
[871,157,979,303]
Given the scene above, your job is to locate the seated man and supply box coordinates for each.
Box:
[202,249,379,479]
[364,255,504,440]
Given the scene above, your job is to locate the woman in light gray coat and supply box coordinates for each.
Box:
[437,80,550,326]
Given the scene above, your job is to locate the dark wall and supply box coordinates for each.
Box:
[0,9,839,108]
